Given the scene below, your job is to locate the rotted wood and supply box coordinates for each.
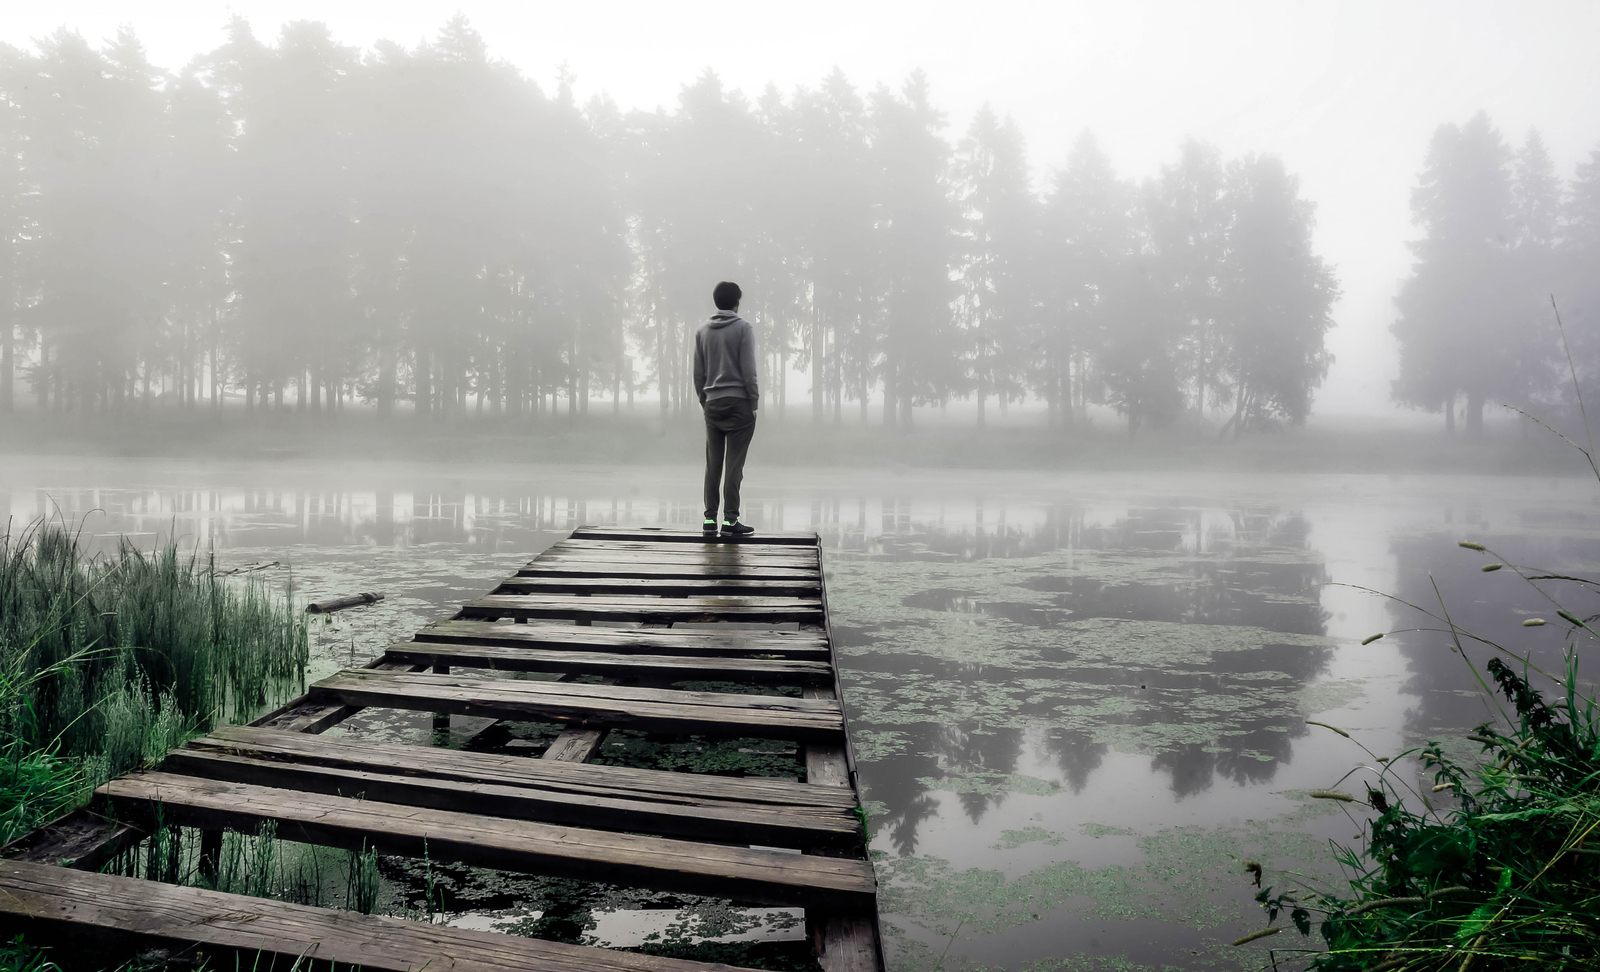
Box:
[161,749,856,848]
[413,619,829,659]
[0,859,763,972]
[461,593,822,625]
[803,685,883,971]
[307,670,846,743]
[98,774,879,909]
[306,591,384,614]
[384,641,832,685]
[0,810,143,871]
[189,726,857,811]
[251,659,426,734]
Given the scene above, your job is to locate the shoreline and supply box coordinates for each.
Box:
[0,412,1592,477]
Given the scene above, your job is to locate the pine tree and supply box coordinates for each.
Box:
[1038,131,1130,428]
[868,71,957,428]
[1215,154,1339,436]
[955,105,1034,427]
[1392,112,1518,436]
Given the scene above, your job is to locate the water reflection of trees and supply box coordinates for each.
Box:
[854,507,1333,854]
[8,485,597,553]
[1387,531,1600,741]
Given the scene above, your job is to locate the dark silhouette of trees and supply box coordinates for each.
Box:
[1215,155,1338,436]
[1388,111,1600,436]
[0,19,1352,435]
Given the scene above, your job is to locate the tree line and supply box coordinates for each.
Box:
[1393,111,1600,435]
[0,17,1341,434]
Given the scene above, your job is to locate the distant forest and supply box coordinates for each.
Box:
[0,19,1588,436]
[1393,112,1600,436]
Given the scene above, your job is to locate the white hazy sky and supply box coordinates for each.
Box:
[6,1,1598,417]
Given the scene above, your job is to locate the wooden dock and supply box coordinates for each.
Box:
[0,526,884,972]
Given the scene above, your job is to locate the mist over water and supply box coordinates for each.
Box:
[2,5,1599,969]
[7,456,1595,969]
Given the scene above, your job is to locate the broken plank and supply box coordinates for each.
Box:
[462,593,822,625]
[542,726,607,762]
[495,575,820,598]
[250,659,425,733]
[414,619,829,658]
[0,809,143,870]
[572,526,818,546]
[383,641,833,685]
[308,670,845,743]
[160,749,856,848]
[0,859,759,972]
[193,725,856,810]
[99,774,877,909]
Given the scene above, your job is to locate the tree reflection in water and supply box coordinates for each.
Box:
[834,503,1333,855]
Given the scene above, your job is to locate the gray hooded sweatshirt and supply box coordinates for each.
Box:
[693,311,759,410]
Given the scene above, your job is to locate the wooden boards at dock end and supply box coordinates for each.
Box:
[0,859,765,972]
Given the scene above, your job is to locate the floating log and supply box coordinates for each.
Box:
[306,592,384,614]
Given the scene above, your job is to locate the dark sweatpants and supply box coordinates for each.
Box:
[703,397,757,521]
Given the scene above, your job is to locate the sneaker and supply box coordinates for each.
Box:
[702,519,718,534]
[721,519,755,537]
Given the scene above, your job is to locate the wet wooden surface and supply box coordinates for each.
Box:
[3,525,883,971]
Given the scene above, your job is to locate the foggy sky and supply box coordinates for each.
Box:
[7,0,1598,418]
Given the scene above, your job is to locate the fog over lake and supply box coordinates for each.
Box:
[7,455,1592,969]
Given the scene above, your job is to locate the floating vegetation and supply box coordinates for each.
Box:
[0,519,308,843]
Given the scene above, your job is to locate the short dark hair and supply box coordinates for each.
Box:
[713,281,742,311]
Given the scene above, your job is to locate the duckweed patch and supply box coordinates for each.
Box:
[918,770,1062,798]
[994,826,1067,848]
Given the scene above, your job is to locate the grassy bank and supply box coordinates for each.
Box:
[0,521,308,846]
[1249,544,1600,970]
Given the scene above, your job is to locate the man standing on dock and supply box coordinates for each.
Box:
[694,281,759,537]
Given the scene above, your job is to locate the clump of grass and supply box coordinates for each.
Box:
[0,518,308,843]
[1247,545,1600,970]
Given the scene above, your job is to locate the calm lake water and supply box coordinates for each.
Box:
[4,455,1596,971]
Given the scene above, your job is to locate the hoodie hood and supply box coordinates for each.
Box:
[709,310,742,329]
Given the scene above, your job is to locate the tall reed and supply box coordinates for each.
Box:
[0,519,308,843]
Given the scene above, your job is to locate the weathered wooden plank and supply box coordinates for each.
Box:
[0,810,143,870]
[807,572,886,972]
[0,859,758,972]
[384,641,832,685]
[308,670,845,742]
[495,575,820,598]
[462,593,823,624]
[193,725,856,809]
[161,749,856,848]
[519,560,820,581]
[99,774,878,908]
[250,659,425,733]
[804,687,854,789]
[414,619,829,658]
[814,912,882,972]
[542,726,608,762]
[572,526,818,546]
[544,540,819,563]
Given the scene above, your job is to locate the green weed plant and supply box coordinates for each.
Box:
[0,518,308,844]
[1247,553,1599,969]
